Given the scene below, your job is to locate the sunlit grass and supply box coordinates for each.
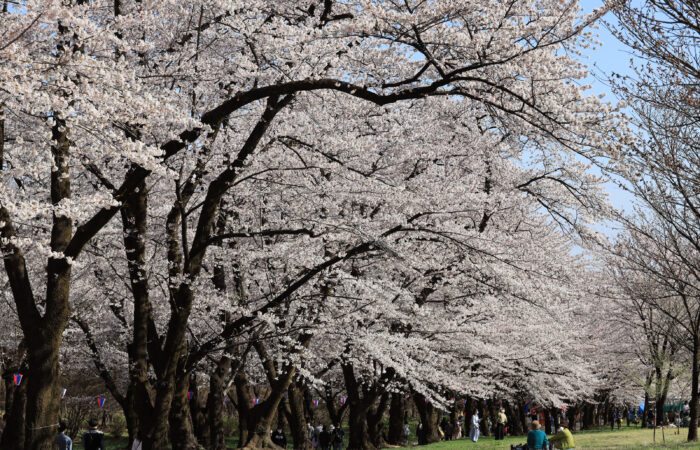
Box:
[396,426,697,449]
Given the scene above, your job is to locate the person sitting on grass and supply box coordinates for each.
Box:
[527,420,549,450]
[549,420,575,450]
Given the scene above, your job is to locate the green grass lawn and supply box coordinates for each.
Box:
[71,436,239,449]
[69,426,700,449]
[397,426,699,449]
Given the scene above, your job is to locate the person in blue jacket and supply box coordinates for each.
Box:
[527,420,549,450]
[56,422,72,450]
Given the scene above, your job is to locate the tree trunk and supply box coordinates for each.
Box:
[687,338,699,441]
[346,398,374,450]
[235,370,251,448]
[143,379,177,449]
[505,402,521,435]
[0,373,26,450]
[121,178,161,448]
[367,392,389,447]
[520,403,529,435]
[124,386,139,448]
[566,404,577,432]
[208,354,233,450]
[323,389,347,427]
[284,381,312,450]
[341,363,375,450]
[387,393,405,445]
[642,382,651,429]
[240,342,306,449]
[0,120,72,449]
[168,367,198,450]
[413,393,440,443]
[479,401,489,436]
[24,324,67,449]
[583,403,594,430]
[302,386,315,425]
[190,385,209,449]
[656,390,668,426]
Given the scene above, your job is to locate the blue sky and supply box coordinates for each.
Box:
[579,1,637,219]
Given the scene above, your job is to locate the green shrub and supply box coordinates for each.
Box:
[223,416,237,437]
[108,413,127,437]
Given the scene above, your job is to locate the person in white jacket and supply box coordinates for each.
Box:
[470,411,480,442]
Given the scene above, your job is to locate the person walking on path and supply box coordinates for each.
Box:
[416,421,426,445]
[56,422,72,450]
[402,421,410,444]
[609,409,616,431]
[527,421,549,450]
[82,418,106,450]
[131,434,143,450]
[469,410,480,442]
[319,425,331,450]
[495,408,507,440]
[332,424,344,450]
[271,426,287,448]
[549,420,575,449]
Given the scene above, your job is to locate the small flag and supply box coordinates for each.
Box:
[404,394,409,399]
[285,392,289,398]
[450,397,455,403]
[223,397,227,405]
[424,398,429,404]
[187,391,193,400]
[340,397,346,405]
[97,397,105,408]
[61,388,67,399]
[313,400,319,407]
[254,398,259,405]
[462,399,467,405]
[13,373,22,386]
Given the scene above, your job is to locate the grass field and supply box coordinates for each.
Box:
[68,426,700,449]
[398,426,700,449]
[72,436,238,449]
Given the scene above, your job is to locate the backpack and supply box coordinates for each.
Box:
[333,427,344,443]
[83,430,104,450]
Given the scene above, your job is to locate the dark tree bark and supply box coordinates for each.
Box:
[189,376,210,448]
[207,352,234,450]
[284,380,313,450]
[168,360,198,450]
[239,336,310,449]
[342,364,376,450]
[387,393,405,445]
[583,403,594,430]
[689,338,699,441]
[367,392,389,447]
[642,374,652,429]
[323,388,348,428]
[413,393,440,444]
[20,120,73,449]
[0,371,26,450]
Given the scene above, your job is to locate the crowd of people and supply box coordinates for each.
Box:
[304,422,345,450]
[52,400,694,449]
[56,418,110,450]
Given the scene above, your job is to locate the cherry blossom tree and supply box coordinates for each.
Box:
[0,0,630,448]
[608,0,699,440]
